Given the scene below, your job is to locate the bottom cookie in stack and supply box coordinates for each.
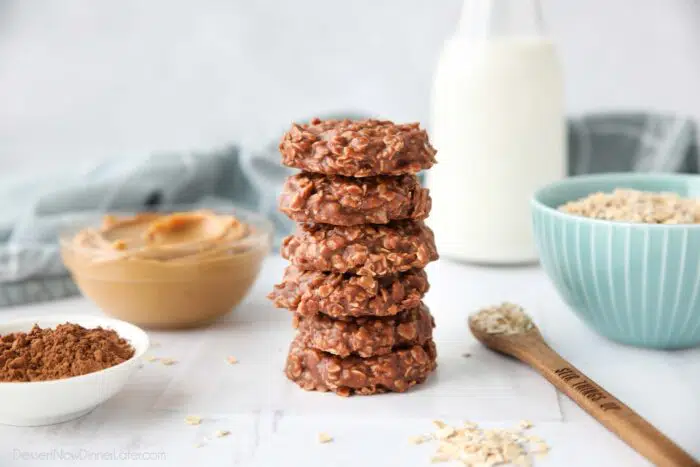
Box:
[285,304,437,396]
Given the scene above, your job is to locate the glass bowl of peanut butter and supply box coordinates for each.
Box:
[60,206,272,329]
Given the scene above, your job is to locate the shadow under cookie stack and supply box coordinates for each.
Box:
[269,118,439,396]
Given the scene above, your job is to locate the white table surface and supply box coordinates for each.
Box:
[0,255,698,467]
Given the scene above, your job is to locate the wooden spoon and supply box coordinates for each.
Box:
[469,316,699,467]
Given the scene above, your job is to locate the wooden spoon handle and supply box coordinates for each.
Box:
[516,341,698,467]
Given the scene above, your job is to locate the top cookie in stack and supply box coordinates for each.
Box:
[270,118,439,396]
[279,118,437,177]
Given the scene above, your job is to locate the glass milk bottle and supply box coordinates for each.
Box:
[427,0,566,264]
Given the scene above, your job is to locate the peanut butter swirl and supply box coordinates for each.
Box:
[71,210,250,263]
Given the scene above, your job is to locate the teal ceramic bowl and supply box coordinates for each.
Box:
[532,173,700,349]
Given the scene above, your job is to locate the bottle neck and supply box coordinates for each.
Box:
[457,0,546,39]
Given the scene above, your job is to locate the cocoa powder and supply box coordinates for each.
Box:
[0,323,135,382]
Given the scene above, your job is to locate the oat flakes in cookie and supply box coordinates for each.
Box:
[273,116,439,398]
[269,266,429,319]
[279,173,431,226]
[279,118,437,177]
[293,303,435,358]
[285,335,437,396]
[280,221,438,276]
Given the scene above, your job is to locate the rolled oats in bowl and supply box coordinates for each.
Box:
[533,173,700,348]
[558,188,700,224]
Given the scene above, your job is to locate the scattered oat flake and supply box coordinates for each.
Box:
[436,426,455,440]
[185,415,202,426]
[409,435,427,445]
[161,358,178,366]
[413,420,549,466]
[533,443,550,454]
[519,420,533,430]
[215,430,230,438]
[146,356,159,362]
[227,356,238,364]
[317,432,333,444]
[193,442,205,448]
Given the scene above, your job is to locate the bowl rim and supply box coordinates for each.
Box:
[531,172,700,229]
[0,315,149,386]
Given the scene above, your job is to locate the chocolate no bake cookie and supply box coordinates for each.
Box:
[269,266,429,319]
[272,116,440,398]
[285,336,437,396]
[279,173,431,226]
[280,221,439,276]
[279,118,437,177]
[293,304,434,358]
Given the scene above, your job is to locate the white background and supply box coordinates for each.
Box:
[1,0,699,172]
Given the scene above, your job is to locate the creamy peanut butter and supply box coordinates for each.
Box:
[72,211,249,262]
[62,210,270,328]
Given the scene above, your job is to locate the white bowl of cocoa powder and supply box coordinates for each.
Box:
[0,315,149,426]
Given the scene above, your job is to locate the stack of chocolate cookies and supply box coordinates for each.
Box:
[269,118,439,396]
